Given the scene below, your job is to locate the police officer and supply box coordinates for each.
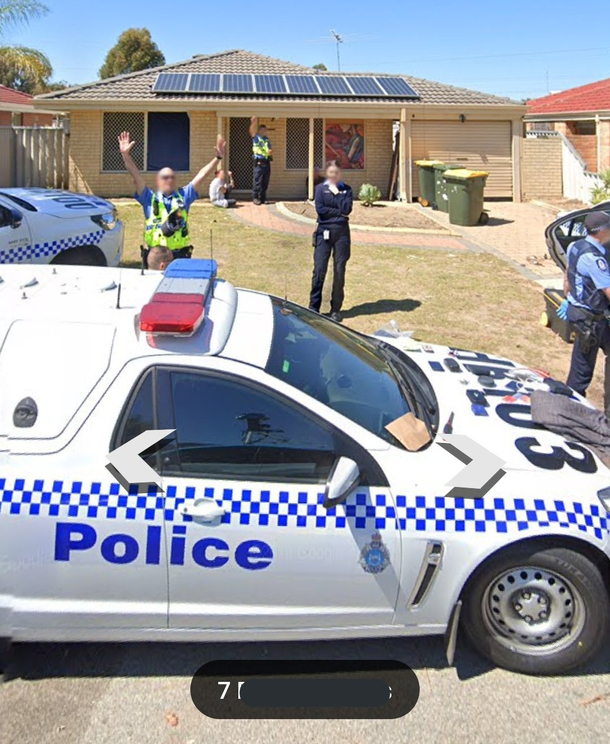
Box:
[558,211,610,412]
[309,160,353,323]
[249,116,272,205]
[118,131,225,263]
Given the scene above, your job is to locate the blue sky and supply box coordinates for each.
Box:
[5,0,610,100]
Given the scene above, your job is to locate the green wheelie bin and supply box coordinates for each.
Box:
[414,160,442,207]
[432,163,463,213]
[443,168,489,226]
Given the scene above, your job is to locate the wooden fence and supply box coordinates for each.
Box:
[0,126,69,189]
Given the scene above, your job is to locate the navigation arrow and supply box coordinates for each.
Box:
[438,434,506,499]
[106,429,175,489]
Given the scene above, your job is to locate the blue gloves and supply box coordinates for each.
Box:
[557,299,569,321]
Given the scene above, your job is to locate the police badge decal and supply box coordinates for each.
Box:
[359,531,390,574]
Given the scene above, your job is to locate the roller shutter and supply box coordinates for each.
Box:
[411,121,513,198]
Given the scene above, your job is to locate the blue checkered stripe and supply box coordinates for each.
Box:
[0,478,608,541]
[0,230,104,263]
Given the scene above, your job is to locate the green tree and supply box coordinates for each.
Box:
[99,28,165,79]
[313,62,327,71]
[0,1,52,93]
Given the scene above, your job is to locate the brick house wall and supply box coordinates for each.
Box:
[69,110,394,200]
[521,137,563,200]
[0,111,53,126]
[551,120,610,172]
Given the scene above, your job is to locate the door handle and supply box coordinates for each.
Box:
[180,499,226,522]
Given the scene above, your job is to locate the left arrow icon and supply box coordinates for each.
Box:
[107,429,175,489]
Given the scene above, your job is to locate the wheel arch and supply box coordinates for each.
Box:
[50,244,107,267]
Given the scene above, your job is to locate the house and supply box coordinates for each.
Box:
[527,78,610,173]
[35,49,526,201]
[0,85,54,127]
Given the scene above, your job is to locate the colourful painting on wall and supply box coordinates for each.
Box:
[325,121,365,170]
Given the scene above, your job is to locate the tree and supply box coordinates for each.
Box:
[99,28,165,79]
[0,1,52,93]
[313,63,327,71]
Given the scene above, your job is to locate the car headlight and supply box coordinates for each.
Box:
[597,486,610,514]
[91,209,118,231]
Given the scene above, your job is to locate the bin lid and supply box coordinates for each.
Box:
[432,162,464,171]
[443,168,489,179]
[414,160,443,167]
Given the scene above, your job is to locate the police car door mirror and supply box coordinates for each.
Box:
[323,457,360,510]
[13,396,38,428]
[9,208,23,229]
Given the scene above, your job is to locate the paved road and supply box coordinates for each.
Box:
[1,635,609,743]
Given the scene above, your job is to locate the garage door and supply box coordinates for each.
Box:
[411,121,513,198]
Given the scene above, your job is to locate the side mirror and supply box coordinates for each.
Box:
[10,208,23,229]
[324,457,360,509]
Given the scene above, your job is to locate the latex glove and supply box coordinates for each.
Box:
[557,299,569,321]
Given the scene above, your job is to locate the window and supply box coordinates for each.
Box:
[160,370,338,482]
[102,111,190,172]
[0,205,11,228]
[147,112,190,172]
[286,118,324,170]
[113,370,157,468]
[574,121,596,136]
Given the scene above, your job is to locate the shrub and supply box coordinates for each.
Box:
[591,169,610,205]
[359,183,381,206]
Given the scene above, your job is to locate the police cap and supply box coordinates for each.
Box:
[584,211,610,233]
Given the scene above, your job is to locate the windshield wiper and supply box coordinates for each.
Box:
[378,342,438,424]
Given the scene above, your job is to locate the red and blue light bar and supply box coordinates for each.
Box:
[140,259,218,336]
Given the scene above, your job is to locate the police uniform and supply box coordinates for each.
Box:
[309,180,353,319]
[136,184,197,263]
[565,232,610,410]
[252,133,272,204]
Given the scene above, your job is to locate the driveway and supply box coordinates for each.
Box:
[424,201,564,280]
[1,637,609,743]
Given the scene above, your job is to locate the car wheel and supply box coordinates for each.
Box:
[462,543,610,674]
[51,245,107,267]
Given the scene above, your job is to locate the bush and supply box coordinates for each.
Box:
[591,169,610,205]
[359,183,381,206]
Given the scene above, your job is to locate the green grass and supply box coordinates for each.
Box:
[117,200,605,410]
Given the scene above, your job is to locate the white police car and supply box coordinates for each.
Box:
[0,188,123,266]
[0,260,608,676]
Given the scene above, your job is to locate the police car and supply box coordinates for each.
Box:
[0,260,608,676]
[0,188,124,266]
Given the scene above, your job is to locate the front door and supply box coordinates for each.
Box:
[157,367,402,631]
[229,117,254,191]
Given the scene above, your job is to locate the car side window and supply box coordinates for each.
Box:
[113,370,157,467]
[0,205,11,229]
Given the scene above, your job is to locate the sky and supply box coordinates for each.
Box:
[5,0,610,100]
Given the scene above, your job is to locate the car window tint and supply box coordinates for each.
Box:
[0,205,11,228]
[167,371,337,482]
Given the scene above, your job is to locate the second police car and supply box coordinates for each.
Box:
[0,260,609,676]
[0,188,124,266]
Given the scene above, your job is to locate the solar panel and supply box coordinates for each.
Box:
[285,75,319,94]
[223,74,254,93]
[255,74,287,94]
[375,77,419,97]
[152,73,189,93]
[345,77,385,96]
[316,76,352,96]
[188,74,221,93]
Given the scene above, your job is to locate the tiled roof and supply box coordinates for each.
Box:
[36,49,521,106]
[0,85,34,106]
[528,78,610,115]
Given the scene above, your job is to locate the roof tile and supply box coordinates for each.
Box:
[528,78,610,115]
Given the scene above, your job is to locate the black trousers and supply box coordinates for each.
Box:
[566,305,610,413]
[309,224,351,314]
[253,161,271,202]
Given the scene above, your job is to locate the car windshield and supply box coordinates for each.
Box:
[0,193,37,212]
[265,299,417,444]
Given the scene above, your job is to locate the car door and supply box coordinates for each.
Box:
[545,205,610,272]
[154,365,403,632]
[0,198,32,264]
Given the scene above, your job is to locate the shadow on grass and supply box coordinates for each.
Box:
[343,298,422,319]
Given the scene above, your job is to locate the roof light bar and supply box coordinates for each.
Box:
[140,259,218,336]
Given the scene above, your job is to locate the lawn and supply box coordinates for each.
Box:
[117,200,604,410]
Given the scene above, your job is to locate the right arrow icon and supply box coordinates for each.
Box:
[438,434,506,499]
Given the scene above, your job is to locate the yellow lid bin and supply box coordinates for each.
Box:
[442,169,490,226]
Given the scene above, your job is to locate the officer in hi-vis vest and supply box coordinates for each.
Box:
[118,131,225,266]
[249,116,272,205]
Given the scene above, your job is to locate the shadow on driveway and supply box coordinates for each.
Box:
[343,298,422,319]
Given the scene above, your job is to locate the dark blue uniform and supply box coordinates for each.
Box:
[309,180,353,315]
[565,235,610,410]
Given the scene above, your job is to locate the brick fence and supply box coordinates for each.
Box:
[521,137,563,201]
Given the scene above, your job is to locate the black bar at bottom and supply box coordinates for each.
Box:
[241,678,389,708]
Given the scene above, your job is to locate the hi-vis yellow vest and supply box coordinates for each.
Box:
[252,135,271,160]
[144,191,190,250]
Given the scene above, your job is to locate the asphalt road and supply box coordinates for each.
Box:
[1,635,609,744]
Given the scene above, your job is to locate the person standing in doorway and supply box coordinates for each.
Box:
[309,160,353,323]
[249,116,272,205]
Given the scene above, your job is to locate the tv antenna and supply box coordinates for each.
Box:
[331,30,344,71]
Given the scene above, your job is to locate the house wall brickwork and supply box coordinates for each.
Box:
[522,136,563,200]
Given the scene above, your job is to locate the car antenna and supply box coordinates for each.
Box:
[210,229,214,263]
[116,272,122,309]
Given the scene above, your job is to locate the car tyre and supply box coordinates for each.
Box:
[51,246,107,267]
[462,543,610,675]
